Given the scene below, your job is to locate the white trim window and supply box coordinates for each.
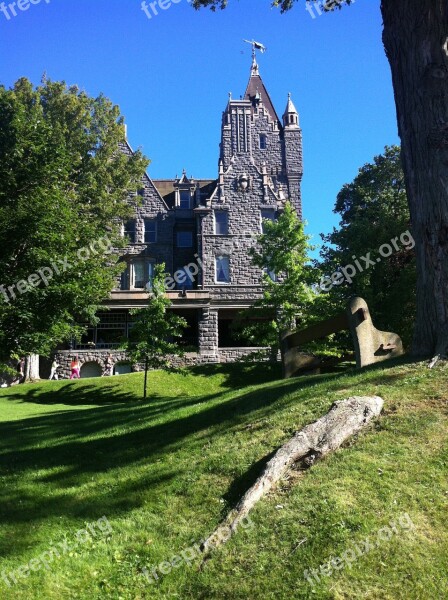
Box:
[144,219,157,243]
[179,190,191,209]
[120,260,154,290]
[124,220,137,244]
[215,256,230,284]
[214,210,229,235]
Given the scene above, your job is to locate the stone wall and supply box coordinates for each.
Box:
[218,347,276,363]
[53,346,274,379]
[54,350,132,379]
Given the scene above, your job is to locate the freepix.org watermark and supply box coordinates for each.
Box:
[304,512,415,587]
[0,236,112,304]
[0,0,50,21]
[305,0,356,20]
[142,515,254,585]
[1,516,113,588]
[141,0,190,20]
[314,230,415,294]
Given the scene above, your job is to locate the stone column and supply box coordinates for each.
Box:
[198,308,219,361]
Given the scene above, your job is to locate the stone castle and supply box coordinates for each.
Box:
[55,54,303,378]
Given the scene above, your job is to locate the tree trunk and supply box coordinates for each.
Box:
[201,396,383,556]
[381,0,448,357]
[144,356,149,400]
[25,354,40,381]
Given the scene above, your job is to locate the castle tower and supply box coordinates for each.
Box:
[219,57,303,215]
[282,93,303,217]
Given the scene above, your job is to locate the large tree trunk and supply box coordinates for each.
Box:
[381,0,448,357]
[201,396,383,556]
[25,354,40,381]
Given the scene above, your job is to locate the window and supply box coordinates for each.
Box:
[120,264,130,290]
[264,266,277,282]
[215,256,230,283]
[177,231,193,247]
[144,219,157,243]
[179,190,191,209]
[124,220,136,244]
[260,209,276,233]
[174,267,194,290]
[259,134,267,150]
[133,260,154,289]
[215,211,229,235]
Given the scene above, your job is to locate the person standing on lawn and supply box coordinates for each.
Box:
[49,357,60,380]
[70,357,80,379]
[103,353,114,377]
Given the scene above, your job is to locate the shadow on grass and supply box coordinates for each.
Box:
[0,357,419,558]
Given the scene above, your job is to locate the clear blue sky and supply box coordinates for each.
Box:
[0,0,399,250]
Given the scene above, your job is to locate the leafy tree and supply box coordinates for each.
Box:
[0,77,148,369]
[121,264,187,399]
[191,0,448,358]
[316,146,416,348]
[237,202,315,362]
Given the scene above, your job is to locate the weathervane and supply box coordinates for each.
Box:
[243,39,267,60]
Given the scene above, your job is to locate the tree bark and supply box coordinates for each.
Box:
[25,354,40,381]
[381,0,448,357]
[144,356,149,400]
[201,396,383,555]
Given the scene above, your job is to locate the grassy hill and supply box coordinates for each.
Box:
[0,360,447,599]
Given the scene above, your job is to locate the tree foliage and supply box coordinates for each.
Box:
[0,77,149,361]
[192,0,448,359]
[238,202,315,356]
[121,264,187,399]
[191,0,354,12]
[316,146,416,348]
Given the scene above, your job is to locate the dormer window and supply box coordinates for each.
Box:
[179,190,191,209]
[259,134,267,150]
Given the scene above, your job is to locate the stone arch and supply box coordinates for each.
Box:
[114,362,133,375]
[80,361,103,379]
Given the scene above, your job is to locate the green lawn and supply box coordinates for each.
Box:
[0,360,447,599]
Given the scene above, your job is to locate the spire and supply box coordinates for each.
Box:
[251,51,259,76]
[244,55,279,124]
[283,92,299,128]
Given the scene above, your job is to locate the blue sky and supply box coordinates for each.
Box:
[0,0,399,250]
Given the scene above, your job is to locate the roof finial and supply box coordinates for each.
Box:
[243,39,266,75]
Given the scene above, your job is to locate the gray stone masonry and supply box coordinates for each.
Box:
[64,60,303,366]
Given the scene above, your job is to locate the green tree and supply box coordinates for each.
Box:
[191,0,448,358]
[317,146,416,348]
[238,202,315,362]
[122,264,187,399]
[0,77,148,368]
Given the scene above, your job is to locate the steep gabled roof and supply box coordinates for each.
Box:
[244,58,280,125]
[119,138,171,211]
[153,179,217,209]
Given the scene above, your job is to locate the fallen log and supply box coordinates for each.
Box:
[201,396,384,556]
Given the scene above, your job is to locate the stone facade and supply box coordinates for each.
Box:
[56,56,303,376]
